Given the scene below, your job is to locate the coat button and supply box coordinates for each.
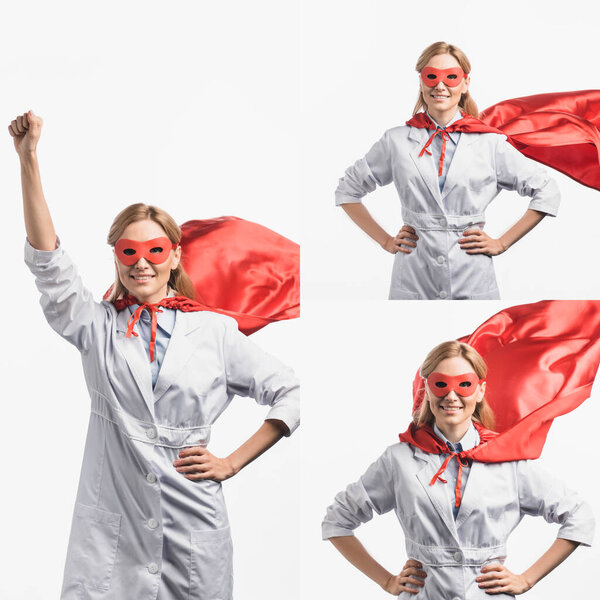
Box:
[146,428,157,440]
[147,562,159,574]
[439,290,448,299]
[148,518,159,530]
[439,218,448,228]
[146,473,157,484]
[453,551,463,562]
[436,255,445,264]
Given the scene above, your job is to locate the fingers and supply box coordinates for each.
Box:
[177,446,208,459]
[404,560,423,569]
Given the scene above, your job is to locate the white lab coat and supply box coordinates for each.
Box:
[335,126,560,300]
[322,443,593,600]
[25,241,300,600]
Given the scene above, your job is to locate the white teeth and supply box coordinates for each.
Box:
[132,275,154,280]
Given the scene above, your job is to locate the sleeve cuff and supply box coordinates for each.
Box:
[321,523,355,540]
[335,193,364,206]
[24,237,63,267]
[265,400,300,436]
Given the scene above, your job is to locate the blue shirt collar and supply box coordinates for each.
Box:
[433,421,480,452]
[426,110,462,144]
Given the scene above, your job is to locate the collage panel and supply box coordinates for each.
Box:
[3,2,300,599]
[302,300,600,600]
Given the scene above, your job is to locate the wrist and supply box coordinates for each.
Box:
[379,234,392,249]
[378,571,394,590]
[19,150,39,164]
[520,571,535,592]
[226,454,241,476]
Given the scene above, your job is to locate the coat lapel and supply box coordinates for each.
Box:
[114,308,155,417]
[454,459,481,529]
[413,447,459,544]
[152,311,204,403]
[407,126,444,212]
[440,133,478,201]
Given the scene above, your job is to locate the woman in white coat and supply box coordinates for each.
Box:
[322,341,593,598]
[10,111,299,600]
[336,41,560,300]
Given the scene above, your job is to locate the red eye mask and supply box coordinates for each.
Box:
[427,372,484,397]
[420,67,466,88]
[114,237,177,266]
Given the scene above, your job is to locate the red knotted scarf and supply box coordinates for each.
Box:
[399,300,600,505]
[406,90,600,190]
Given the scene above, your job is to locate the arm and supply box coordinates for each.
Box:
[342,203,419,254]
[459,208,545,256]
[459,136,560,256]
[173,317,299,482]
[336,131,419,255]
[174,419,287,481]
[477,538,579,595]
[478,460,593,595]
[9,111,56,251]
[330,537,425,596]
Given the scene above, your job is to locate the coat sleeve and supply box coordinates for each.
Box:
[335,131,394,205]
[322,447,396,539]
[222,317,299,435]
[517,460,594,547]
[24,238,106,354]
[494,137,561,216]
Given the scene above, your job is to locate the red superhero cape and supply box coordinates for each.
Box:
[105,217,299,355]
[407,90,600,190]
[400,300,600,463]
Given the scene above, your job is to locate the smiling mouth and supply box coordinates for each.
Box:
[431,94,449,99]
[440,405,463,412]
[131,274,155,281]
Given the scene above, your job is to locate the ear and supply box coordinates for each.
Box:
[171,245,182,270]
[462,74,470,94]
[476,380,486,403]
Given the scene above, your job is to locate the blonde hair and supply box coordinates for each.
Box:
[415,340,495,430]
[413,41,479,118]
[106,203,195,302]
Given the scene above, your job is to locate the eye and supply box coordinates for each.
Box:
[458,381,472,388]
[149,247,164,254]
[426,74,437,80]
[447,74,457,80]
[434,382,448,389]
[122,249,136,256]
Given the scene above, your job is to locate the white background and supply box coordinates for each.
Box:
[1,1,300,599]
[2,1,600,600]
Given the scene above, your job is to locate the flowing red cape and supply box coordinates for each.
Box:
[407,90,600,191]
[399,300,600,462]
[105,216,299,335]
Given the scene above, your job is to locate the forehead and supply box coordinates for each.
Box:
[433,356,476,375]
[120,219,168,241]
[424,53,461,70]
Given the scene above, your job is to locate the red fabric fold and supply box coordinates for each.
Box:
[403,300,600,464]
[407,91,600,190]
[106,216,300,337]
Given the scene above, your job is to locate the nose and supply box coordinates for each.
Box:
[133,256,151,268]
[445,389,459,401]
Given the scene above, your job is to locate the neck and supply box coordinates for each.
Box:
[427,107,459,128]
[131,288,169,305]
[435,420,471,444]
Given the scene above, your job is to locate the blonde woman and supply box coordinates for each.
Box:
[322,341,593,598]
[335,41,560,300]
[10,111,299,599]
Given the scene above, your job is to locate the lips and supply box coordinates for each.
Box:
[131,274,155,281]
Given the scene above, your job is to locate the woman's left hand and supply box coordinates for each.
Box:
[173,447,237,482]
[459,229,506,256]
[477,564,532,595]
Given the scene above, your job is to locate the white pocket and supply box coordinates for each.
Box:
[189,526,233,600]
[64,503,121,591]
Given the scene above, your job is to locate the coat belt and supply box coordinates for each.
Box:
[90,390,211,448]
[401,207,486,231]
[405,538,507,567]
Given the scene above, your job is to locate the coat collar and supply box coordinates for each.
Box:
[407,122,479,208]
[114,307,207,412]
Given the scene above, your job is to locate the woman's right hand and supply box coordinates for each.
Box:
[8,110,43,157]
[382,226,419,254]
[382,559,427,595]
